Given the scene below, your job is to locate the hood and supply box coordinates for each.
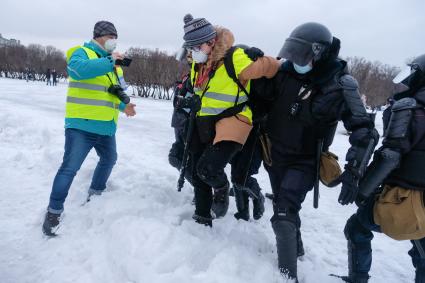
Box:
[207,26,234,67]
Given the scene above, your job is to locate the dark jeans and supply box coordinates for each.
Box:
[191,141,242,218]
[345,196,425,279]
[48,128,117,213]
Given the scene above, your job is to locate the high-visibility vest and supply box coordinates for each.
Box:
[190,47,253,123]
[65,46,121,123]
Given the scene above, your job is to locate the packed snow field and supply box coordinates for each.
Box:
[0,78,413,282]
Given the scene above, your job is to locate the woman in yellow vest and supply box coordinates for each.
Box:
[42,21,136,236]
[178,14,280,226]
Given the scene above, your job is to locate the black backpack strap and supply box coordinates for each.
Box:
[223,47,249,98]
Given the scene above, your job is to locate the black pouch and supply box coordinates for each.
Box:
[196,116,217,144]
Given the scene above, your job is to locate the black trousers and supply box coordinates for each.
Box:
[191,140,242,218]
[264,146,316,221]
[231,124,262,186]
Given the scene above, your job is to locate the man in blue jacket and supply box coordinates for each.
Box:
[42,21,136,236]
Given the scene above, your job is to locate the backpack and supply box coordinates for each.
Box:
[223,46,276,122]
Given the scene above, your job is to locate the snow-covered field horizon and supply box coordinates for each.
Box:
[0,78,413,282]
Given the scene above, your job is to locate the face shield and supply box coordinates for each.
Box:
[278,37,314,66]
[393,65,414,84]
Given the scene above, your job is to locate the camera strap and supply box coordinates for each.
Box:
[93,50,117,87]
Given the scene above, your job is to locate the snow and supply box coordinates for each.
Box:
[0,78,413,282]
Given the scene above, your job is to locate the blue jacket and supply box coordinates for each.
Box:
[65,40,126,136]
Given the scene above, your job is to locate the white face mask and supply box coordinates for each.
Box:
[104,39,117,53]
[192,49,208,63]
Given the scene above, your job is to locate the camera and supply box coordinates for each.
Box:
[115,58,132,67]
[108,85,130,104]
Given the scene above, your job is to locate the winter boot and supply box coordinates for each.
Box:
[272,219,298,281]
[42,211,61,236]
[252,191,265,220]
[212,182,229,218]
[234,185,250,221]
[192,214,213,227]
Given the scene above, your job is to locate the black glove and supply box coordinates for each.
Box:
[244,47,264,61]
[175,94,201,112]
[337,170,360,205]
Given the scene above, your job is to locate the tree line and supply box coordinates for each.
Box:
[0,43,403,105]
[0,44,67,81]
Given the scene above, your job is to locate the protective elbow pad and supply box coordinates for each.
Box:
[357,147,401,202]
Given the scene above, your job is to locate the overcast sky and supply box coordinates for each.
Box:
[1,0,424,67]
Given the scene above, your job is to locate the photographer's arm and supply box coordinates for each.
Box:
[67,48,114,80]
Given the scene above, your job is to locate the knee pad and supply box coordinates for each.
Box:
[196,160,221,184]
[344,214,373,242]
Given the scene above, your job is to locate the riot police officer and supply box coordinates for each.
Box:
[265,22,379,281]
[342,54,425,283]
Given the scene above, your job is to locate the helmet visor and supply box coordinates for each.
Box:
[393,66,414,84]
[278,37,314,66]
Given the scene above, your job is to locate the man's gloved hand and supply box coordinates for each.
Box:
[338,170,360,205]
[244,47,264,61]
[175,94,201,112]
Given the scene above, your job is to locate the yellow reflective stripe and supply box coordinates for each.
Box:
[203,92,248,103]
[67,96,119,109]
[68,81,108,92]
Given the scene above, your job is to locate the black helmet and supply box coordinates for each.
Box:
[393,54,425,87]
[278,22,333,66]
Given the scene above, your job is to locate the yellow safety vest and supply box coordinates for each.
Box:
[190,48,253,123]
[65,46,121,123]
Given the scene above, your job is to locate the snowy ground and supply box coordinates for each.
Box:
[0,78,413,283]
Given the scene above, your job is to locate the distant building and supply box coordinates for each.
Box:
[0,34,21,47]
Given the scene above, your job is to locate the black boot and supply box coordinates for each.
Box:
[415,268,425,283]
[344,240,370,283]
[212,183,229,218]
[272,219,298,281]
[252,191,265,220]
[42,211,61,236]
[192,213,213,227]
[234,185,250,221]
[297,228,305,257]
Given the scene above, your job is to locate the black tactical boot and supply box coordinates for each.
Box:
[272,219,298,281]
[415,268,425,283]
[234,185,250,221]
[338,274,369,283]
[344,240,370,282]
[297,229,305,257]
[42,211,61,236]
[252,191,265,220]
[212,183,229,218]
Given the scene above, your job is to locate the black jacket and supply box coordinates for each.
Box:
[266,59,377,170]
[385,88,425,189]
